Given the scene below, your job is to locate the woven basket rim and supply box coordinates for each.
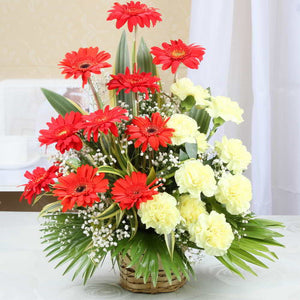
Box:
[119,256,187,294]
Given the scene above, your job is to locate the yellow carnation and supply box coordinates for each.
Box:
[179,194,207,226]
[175,159,217,198]
[170,77,210,108]
[216,173,252,215]
[189,211,234,256]
[193,85,211,108]
[170,78,195,100]
[195,132,209,153]
[138,192,181,235]
[206,96,244,124]
[215,136,251,174]
[167,114,199,145]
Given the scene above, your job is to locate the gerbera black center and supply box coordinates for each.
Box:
[79,63,91,69]
[146,126,158,134]
[76,185,86,193]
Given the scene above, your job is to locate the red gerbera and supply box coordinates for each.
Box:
[107,66,160,100]
[126,112,174,152]
[39,111,83,154]
[20,165,59,204]
[151,39,205,73]
[107,1,162,32]
[53,165,109,212]
[79,105,129,142]
[58,47,111,88]
[111,171,160,210]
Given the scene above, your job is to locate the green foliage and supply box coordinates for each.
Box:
[164,232,175,258]
[185,143,198,159]
[112,231,193,286]
[146,167,157,184]
[41,88,87,116]
[114,31,132,108]
[216,217,284,278]
[41,213,103,284]
[39,201,62,218]
[179,149,189,161]
[137,37,157,76]
[189,106,211,134]
[180,95,196,112]
[94,203,120,220]
[97,166,126,177]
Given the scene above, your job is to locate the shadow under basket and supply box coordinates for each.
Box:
[119,256,187,294]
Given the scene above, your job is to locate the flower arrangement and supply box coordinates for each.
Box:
[20,1,284,294]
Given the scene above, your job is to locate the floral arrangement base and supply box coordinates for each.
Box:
[20,0,284,291]
[119,256,186,294]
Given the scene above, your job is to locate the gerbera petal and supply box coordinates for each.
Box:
[107,1,162,31]
[107,67,160,100]
[59,47,111,88]
[126,112,174,152]
[151,39,205,72]
[111,171,160,210]
[53,165,109,212]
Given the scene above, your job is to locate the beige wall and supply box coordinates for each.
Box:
[0,0,191,83]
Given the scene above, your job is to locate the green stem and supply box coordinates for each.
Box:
[207,124,218,141]
[132,26,137,70]
[135,92,139,116]
[173,71,178,83]
[99,133,109,156]
[88,78,103,110]
[131,26,138,116]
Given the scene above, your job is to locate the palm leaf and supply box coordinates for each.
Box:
[41,88,87,116]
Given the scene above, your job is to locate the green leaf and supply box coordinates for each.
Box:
[65,157,81,170]
[114,31,132,108]
[112,231,191,287]
[228,252,257,276]
[115,210,125,228]
[94,203,120,220]
[32,192,51,206]
[96,166,125,177]
[189,106,211,134]
[251,218,285,228]
[180,95,196,112]
[185,143,198,159]
[244,227,284,239]
[149,253,159,287]
[164,232,175,259]
[128,208,138,240]
[39,201,62,218]
[147,167,156,185]
[213,117,225,127]
[229,248,268,269]
[216,255,245,279]
[137,37,157,75]
[236,237,270,252]
[41,88,87,116]
[247,237,285,248]
[179,149,189,161]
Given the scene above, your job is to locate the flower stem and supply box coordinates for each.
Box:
[88,78,103,110]
[132,26,138,70]
[207,124,218,141]
[173,71,178,83]
[135,92,139,115]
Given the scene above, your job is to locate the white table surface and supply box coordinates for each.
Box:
[0,212,299,300]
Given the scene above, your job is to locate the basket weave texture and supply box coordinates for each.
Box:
[119,256,187,294]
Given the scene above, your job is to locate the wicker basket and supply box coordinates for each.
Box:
[119,255,187,294]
